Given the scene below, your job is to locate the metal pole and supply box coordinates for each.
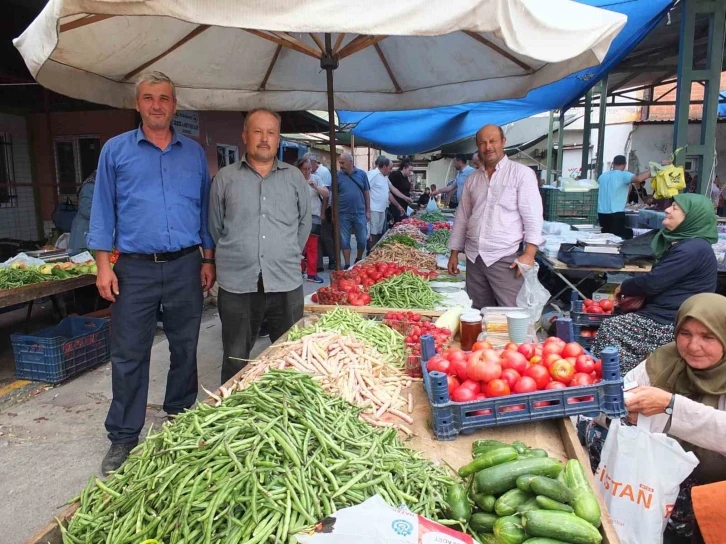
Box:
[580,89,592,180]
[322,34,341,270]
[545,110,554,184]
[556,110,565,185]
[595,77,608,178]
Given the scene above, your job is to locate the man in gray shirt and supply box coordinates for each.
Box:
[209,108,311,383]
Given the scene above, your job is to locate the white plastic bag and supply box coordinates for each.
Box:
[595,419,699,544]
[425,197,438,212]
[515,261,550,324]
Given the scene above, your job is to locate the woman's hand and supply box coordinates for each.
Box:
[625,386,672,416]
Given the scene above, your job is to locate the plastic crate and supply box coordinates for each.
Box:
[541,188,598,225]
[11,317,110,383]
[569,292,612,327]
[556,317,597,351]
[419,335,624,440]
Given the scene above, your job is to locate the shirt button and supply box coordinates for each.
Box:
[262,236,266,239]
[262,214,266,217]
[263,197,266,200]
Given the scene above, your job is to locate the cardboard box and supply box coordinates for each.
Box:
[593,283,620,301]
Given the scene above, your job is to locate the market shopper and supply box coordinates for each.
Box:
[209,108,311,384]
[583,293,726,542]
[306,153,334,270]
[69,170,96,251]
[417,187,431,208]
[337,152,370,268]
[88,72,215,475]
[448,124,544,308]
[592,194,718,374]
[472,151,482,170]
[432,153,475,207]
[367,156,410,249]
[297,157,328,283]
[388,159,414,223]
[596,155,651,237]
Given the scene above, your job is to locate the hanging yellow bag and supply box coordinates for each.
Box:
[650,162,686,198]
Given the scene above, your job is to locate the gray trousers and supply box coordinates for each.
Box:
[466,253,523,309]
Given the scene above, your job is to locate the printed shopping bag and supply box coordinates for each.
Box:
[595,419,699,544]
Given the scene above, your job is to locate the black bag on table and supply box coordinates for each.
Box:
[557,243,624,269]
[619,229,657,263]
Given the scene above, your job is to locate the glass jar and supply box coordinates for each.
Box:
[459,310,483,351]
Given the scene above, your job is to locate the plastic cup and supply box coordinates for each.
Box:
[506,312,530,343]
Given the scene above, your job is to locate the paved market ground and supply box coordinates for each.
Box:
[0,272,329,544]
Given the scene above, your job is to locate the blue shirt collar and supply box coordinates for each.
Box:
[135,124,182,147]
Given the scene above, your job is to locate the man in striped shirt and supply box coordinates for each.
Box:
[448,125,544,308]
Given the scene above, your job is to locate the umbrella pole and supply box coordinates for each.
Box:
[323,33,341,271]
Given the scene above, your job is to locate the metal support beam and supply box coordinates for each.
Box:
[556,110,565,184]
[673,0,726,195]
[580,89,593,180]
[546,110,555,184]
[595,77,608,178]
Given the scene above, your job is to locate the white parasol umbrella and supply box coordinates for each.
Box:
[14,0,626,266]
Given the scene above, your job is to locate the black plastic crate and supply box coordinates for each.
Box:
[569,291,613,327]
[541,187,598,225]
[11,317,110,383]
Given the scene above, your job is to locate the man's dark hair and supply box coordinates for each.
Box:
[375,156,391,168]
[398,159,412,170]
[454,153,468,164]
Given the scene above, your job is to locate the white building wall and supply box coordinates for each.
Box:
[0,113,38,240]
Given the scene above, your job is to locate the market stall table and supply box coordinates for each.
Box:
[539,254,651,303]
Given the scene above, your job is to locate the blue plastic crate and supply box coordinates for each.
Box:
[569,291,612,327]
[419,335,625,441]
[11,317,110,383]
[556,317,596,350]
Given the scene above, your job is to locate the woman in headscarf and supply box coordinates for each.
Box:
[586,293,726,542]
[592,194,718,374]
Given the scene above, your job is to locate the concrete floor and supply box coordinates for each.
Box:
[0,272,329,544]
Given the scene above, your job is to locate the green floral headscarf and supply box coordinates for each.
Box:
[650,193,718,262]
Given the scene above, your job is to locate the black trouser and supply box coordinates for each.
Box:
[598,212,628,238]
[218,281,304,384]
[320,207,336,268]
[105,250,202,445]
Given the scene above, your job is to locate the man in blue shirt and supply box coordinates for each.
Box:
[337,152,370,268]
[88,71,215,475]
[597,154,650,237]
[433,153,475,209]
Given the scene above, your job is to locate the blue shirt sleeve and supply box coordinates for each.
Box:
[198,148,215,250]
[86,143,116,251]
[619,170,635,184]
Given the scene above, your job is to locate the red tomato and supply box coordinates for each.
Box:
[485,379,511,397]
[471,340,493,351]
[475,392,487,400]
[517,343,536,360]
[444,349,466,363]
[446,375,460,395]
[545,381,567,390]
[579,329,594,338]
[584,299,594,307]
[589,306,604,314]
[500,351,528,374]
[562,342,584,358]
[575,355,595,374]
[570,372,594,387]
[451,386,477,402]
[469,348,500,365]
[599,299,614,312]
[529,355,543,365]
[565,357,578,365]
[504,342,519,351]
[500,368,521,389]
[550,359,576,384]
[543,353,562,368]
[533,400,552,408]
[468,360,502,383]
[311,293,319,303]
[544,337,566,349]
[513,376,537,394]
[525,364,551,389]
[534,345,543,357]
[500,404,526,413]
[450,359,469,381]
[594,359,602,376]
[459,379,481,394]
[426,355,451,374]
[542,343,564,358]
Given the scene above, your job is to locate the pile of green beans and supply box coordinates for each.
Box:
[288,308,406,366]
[418,211,446,223]
[62,371,454,544]
[379,234,418,248]
[0,267,57,290]
[423,230,451,254]
[369,272,443,310]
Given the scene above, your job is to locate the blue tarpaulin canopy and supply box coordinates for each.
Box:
[720,92,726,118]
[338,0,674,155]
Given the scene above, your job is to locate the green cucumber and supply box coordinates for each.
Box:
[475,457,563,496]
[523,539,571,544]
[516,474,539,493]
[529,448,549,458]
[473,493,496,513]
[511,441,528,454]
[470,512,498,534]
[51,267,70,279]
[522,510,602,544]
[472,440,509,457]
[536,495,574,513]
[493,515,527,544]
[495,488,531,516]
[445,483,471,523]
[516,496,541,513]
[530,476,575,504]
[556,470,568,486]
[460,446,518,477]
[565,459,602,528]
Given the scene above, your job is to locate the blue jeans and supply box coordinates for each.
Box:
[339,212,367,251]
[105,250,203,444]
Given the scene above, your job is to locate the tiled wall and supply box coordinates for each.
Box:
[0,113,39,241]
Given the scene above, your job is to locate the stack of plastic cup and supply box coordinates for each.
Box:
[506,312,530,343]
